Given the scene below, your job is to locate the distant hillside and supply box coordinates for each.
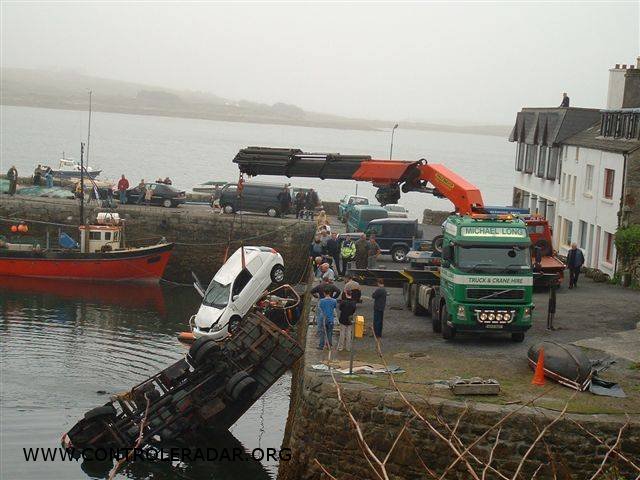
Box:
[0,68,510,137]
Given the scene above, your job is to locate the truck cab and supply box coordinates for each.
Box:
[436,215,534,341]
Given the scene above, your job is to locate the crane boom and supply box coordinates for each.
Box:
[233,147,485,214]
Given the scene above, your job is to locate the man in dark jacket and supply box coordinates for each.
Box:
[566,242,585,289]
[560,92,570,107]
[354,233,369,269]
[371,278,388,338]
[305,189,318,219]
[277,186,291,217]
[294,190,305,218]
[326,232,341,277]
[337,291,357,351]
[7,166,18,195]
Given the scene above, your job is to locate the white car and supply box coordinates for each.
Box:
[383,204,409,218]
[192,246,285,340]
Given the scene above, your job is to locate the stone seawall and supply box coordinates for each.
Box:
[279,337,639,479]
[0,196,316,283]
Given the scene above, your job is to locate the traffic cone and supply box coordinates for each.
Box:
[531,347,546,386]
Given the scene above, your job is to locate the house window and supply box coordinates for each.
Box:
[561,173,567,199]
[570,175,576,202]
[578,220,587,249]
[604,232,614,263]
[584,164,594,194]
[604,168,615,199]
[104,232,111,240]
[574,147,580,163]
[89,231,101,240]
[515,143,525,171]
[562,218,573,246]
[536,146,547,178]
[547,147,559,180]
[524,145,537,174]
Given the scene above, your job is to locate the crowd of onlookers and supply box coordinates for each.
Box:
[309,215,388,352]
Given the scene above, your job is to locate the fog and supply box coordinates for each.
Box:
[1,2,638,124]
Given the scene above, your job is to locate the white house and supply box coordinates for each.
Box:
[509,60,640,277]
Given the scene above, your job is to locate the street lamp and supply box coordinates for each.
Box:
[389,123,399,160]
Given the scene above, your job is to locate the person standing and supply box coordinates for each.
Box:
[117,174,130,204]
[560,92,570,107]
[144,184,154,205]
[354,233,369,269]
[44,168,54,188]
[7,165,18,196]
[33,166,42,186]
[326,232,341,277]
[136,180,146,205]
[566,242,585,289]
[317,290,337,350]
[367,234,381,269]
[339,237,355,276]
[305,189,318,220]
[342,274,362,303]
[337,291,357,352]
[294,190,305,218]
[371,279,388,338]
[277,186,291,217]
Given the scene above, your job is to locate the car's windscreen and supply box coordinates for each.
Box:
[202,280,231,308]
[456,246,531,273]
[361,211,386,222]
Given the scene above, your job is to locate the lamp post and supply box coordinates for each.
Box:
[389,123,399,160]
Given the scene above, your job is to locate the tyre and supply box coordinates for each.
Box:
[84,404,116,420]
[440,304,455,340]
[391,246,408,263]
[223,204,234,214]
[402,283,411,308]
[410,284,427,316]
[431,235,444,254]
[270,264,285,283]
[230,376,258,401]
[266,207,279,217]
[193,340,222,366]
[228,315,242,334]
[431,296,441,332]
[163,199,172,208]
[511,332,525,342]
[188,336,214,359]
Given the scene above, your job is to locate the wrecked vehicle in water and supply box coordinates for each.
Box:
[62,311,304,454]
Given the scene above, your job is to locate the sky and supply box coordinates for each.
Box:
[1,1,639,124]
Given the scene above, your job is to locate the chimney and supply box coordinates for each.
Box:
[622,66,640,108]
[607,64,627,108]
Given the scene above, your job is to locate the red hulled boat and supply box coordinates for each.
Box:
[0,213,173,283]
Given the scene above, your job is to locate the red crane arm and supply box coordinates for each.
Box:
[352,160,485,215]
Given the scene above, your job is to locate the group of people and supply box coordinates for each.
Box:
[32,165,54,188]
[313,273,388,352]
[275,186,320,219]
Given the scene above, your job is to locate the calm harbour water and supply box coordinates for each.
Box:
[0,280,290,480]
[1,105,515,479]
[0,105,516,219]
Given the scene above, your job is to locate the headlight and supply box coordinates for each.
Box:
[496,313,503,321]
[480,313,487,321]
[504,313,511,321]
[457,306,465,319]
[524,307,532,316]
[488,313,495,321]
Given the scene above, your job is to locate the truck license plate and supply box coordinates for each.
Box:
[485,324,504,329]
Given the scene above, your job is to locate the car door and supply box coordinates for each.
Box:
[230,254,264,313]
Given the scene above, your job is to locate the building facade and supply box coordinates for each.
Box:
[509,61,640,277]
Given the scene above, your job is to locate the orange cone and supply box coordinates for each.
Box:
[531,347,546,386]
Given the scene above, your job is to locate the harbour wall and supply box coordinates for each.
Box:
[279,330,639,479]
[0,196,316,284]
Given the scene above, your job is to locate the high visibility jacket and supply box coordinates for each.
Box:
[341,241,356,259]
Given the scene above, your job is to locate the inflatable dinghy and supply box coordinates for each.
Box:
[527,342,592,391]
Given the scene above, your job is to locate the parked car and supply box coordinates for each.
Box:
[125,182,186,208]
[192,246,285,341]
[219,182,291,217]
[338,195,369,222]
[346,205,388,233]
[366,218,423,262]
[383,204,409,218]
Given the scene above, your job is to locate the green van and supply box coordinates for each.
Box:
[346,205,389,233]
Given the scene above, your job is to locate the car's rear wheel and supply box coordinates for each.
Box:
[223,204,234,214]
[163,199,172,208]
[391,246,408,263]
[270,264,285,283]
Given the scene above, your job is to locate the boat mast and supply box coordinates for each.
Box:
[86,91,92,169]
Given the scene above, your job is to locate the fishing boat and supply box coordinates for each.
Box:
[0,212,173,282]
[42,156,102,179]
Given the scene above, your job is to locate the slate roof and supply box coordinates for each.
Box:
[562,121,640,154]
[508,107,601,146]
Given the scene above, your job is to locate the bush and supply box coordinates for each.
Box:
[614,224,640,264]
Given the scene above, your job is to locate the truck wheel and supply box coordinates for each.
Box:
[193,340,222,366]
[440,304,455,340]
[431,235,444,253]
[402,283,411,307]
[511,332,525,342]
[410,284,427,316]
[84,405,116,420]
[391,246,408,263]
[222,204,234,214]
[431,296,441,332]
[226,371,258,400]
[188,337,214,360]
